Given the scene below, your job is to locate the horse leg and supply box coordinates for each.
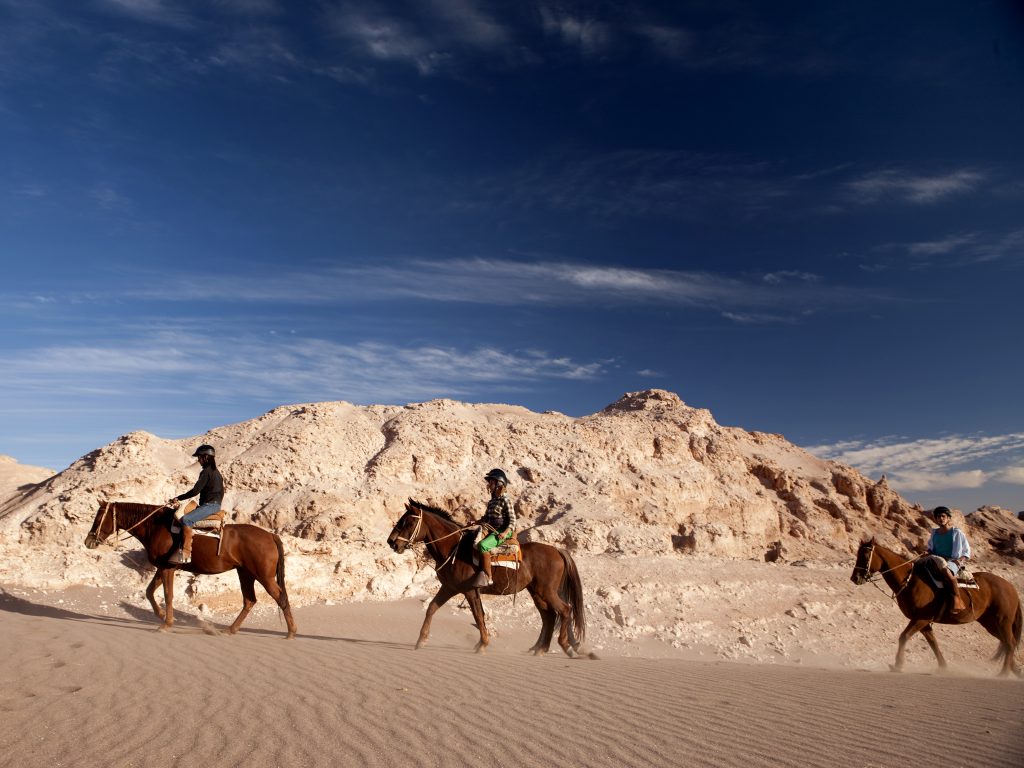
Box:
[527,591,556,655]
[919,624,948,670]
[977,609,1018,677]
[145,570,165,621]
[466,589,490,654]
[416,586,457,649]
[253,566,298,640]
[892,618,930,671]
[534,583,575,658]
[229,569,258,635]
[159,569,176,632]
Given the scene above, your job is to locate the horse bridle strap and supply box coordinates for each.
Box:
[861,543,918,600]
[97,502,170,547]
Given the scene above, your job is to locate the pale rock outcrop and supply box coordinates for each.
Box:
[0,390,1014,607]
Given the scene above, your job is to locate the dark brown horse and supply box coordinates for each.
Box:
[387,500,587,656]
[851,537,1021,675]
[84,501,296,638]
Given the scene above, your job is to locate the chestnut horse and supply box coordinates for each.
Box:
[851,537,1021,675]
[84,501,296,638]
[387,500,587,657]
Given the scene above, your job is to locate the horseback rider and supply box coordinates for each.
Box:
[924,505,971,614]
[167,444,224,564]
[470,468,516,587]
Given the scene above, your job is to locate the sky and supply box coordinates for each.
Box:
[1,0,1022,514]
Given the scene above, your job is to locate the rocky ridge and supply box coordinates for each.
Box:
[1,390,1021,663]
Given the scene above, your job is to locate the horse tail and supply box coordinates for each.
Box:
[558,548,586,647]
[274,534,290,611]
[1013,599,1022,653]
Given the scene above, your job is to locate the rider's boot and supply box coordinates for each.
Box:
[944,568,966,614]
[170,527,193,565]
[471,552,493,588]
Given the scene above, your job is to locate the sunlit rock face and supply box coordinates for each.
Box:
[2,390,1020,600]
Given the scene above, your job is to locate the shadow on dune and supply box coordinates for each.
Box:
[0,588,140,629]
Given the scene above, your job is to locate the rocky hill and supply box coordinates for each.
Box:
[1,390,1021,615]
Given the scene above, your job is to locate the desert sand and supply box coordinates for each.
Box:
[1,585,1022,768]
[2,392,1022,766]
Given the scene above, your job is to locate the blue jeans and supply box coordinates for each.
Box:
[181,501,221,528]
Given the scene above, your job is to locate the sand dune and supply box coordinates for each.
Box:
[2,588,1021,768]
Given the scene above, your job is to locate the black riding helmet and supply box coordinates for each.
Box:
[933,506,951,519]
[192,444,216,458]
[484,468,509,486]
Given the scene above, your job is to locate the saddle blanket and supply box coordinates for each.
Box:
[474,541,521,569]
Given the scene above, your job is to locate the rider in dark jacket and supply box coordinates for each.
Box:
[168,444,223,564]
[471,468,516,587]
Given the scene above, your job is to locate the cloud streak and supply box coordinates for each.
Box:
[93,258,869,320]
[846,169,986,204]
[805,433,1024,492]
[2,329,606,406]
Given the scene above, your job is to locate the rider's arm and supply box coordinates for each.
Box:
[951,528,971,562]
[175,467,209,501]
[924,529,936,555]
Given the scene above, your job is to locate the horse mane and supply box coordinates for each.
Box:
[109,501,170,520]
[408,498,458,523]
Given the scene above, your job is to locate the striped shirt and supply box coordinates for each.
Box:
[480,494,515,535]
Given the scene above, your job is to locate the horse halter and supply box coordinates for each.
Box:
[391,509,423,551]
[852,541,875,585]
[90,501,116,545]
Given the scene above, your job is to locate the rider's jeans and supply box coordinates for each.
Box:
[181,501,222,528]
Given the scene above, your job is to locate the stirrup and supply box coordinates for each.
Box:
[470,572,491,588]
[168,549,190,565]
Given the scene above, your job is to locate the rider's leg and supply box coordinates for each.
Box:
[943,566,966,613]
[472,533,498,587]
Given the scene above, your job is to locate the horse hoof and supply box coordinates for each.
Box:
[888,664,903,673]
[157,624,172,633]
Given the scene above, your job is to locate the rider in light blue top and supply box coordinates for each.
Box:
[925,506,971,614]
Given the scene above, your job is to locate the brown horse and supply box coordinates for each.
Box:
[84,501,297,638]
[851,537,1021,675]
[387,500,587,656]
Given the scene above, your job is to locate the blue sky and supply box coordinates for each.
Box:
[1,0,1022,513]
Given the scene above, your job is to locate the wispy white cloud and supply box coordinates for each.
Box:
[324,0,511,75]
[995,466,1024,485]
[97,0,194,29]
[110,258,861,318]
[864,227,1024,270]
[805,433,1024,492]
[539,6,611,57]
[2,330,605,405]
[846,168,986,204]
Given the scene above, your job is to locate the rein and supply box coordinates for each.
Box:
[860,543,920,601]
[396,508,472,572]
[97,501,171,547]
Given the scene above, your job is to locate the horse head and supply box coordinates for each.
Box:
[84,500,115,549]
[850,536,878,585]
[387,501,423,554]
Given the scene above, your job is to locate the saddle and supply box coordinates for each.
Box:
[170,501,229,556]
[914,559,978,591]
[458,530,522,570]
[488,540,522,568]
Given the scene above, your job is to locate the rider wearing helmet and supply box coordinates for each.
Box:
[168,444,224,564]
[471,468,516,587]
[924,506,971,614]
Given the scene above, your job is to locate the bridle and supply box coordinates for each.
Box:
[91,501,170,547]
[855,541,917,601]
[391,507,472,571]
[391,508,424,550]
